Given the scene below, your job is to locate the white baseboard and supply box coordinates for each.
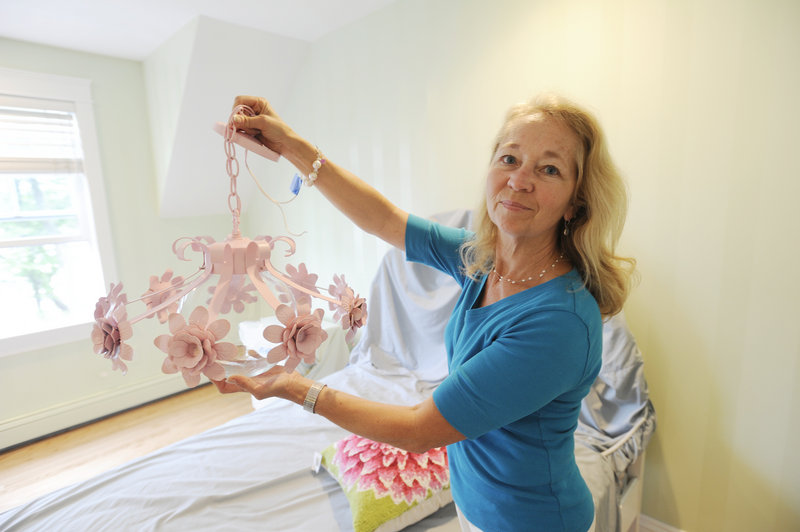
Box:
[0,374,187,450]
[640,515,686,532]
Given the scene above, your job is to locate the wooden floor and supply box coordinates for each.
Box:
[0,383,253,514]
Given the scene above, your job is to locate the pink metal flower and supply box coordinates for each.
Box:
[338,292,367,343]
[329,275,367,343]
[328,274,349,303]
[263,304,328,372]
[280,263,319,314]
[141,269,185,323]
[206,274,257,314]
[91,282,133,374]
[333,435,449,505]
[154,306,238,387]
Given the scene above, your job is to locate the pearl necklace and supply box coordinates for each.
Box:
[492,254,565,285]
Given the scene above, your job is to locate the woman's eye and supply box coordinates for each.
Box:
[500,154,517,165]
[542,165,560,176]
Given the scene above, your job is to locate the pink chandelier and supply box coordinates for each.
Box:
[90,106,367,387]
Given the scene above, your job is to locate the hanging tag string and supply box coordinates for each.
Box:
[225,105,305,237]
[243,150,306,238]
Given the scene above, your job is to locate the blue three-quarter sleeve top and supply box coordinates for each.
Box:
[405,214,603,532]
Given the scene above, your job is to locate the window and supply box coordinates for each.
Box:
[0,68,116,355]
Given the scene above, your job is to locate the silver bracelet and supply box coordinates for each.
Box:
[303,382,327,413]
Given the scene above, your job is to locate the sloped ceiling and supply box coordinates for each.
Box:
[144,16,310,218]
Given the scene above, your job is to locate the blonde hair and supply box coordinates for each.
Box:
[460,93,636,316]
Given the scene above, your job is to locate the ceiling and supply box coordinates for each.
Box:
[0,0,398,60]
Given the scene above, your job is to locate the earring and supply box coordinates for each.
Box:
[563,218,571,236]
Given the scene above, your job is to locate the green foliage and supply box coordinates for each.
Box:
[0,175,76,314]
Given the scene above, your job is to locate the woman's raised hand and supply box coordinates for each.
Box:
[232,95,294,156]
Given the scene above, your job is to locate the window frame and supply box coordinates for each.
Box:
[0,67,117,357]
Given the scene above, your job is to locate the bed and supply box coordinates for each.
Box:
[0,210,655,532]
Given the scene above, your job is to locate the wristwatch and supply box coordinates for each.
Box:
[303,382,327,413]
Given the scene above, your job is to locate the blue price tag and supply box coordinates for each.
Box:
[290,173,303,195]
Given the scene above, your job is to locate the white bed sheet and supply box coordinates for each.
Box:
[0,362,458,532]
[0,361,621,532]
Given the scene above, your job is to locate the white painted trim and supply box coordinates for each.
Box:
[73,81,119,288]
[0,67,92,103]
[0,322,91,358]
[0,66,118,354]
[0,374,187,450]
[640,515,686,532]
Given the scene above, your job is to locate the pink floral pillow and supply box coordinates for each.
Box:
[320,434,451,532]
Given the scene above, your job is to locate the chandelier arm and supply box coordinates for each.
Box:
[207,244,235,323]
[127,267,214,326]
[173,236,213,262]
[262,259,341,308]
[127,268,206,306]
[245,241,283,309]
[266,235,297,257]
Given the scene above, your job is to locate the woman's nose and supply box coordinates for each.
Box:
[507,169,534,192]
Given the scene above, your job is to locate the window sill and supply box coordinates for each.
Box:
[0,322,91,358]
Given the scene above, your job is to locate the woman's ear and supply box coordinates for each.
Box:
[564,204,576,222]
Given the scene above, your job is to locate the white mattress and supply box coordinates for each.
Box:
[0,362,459,532]
[0,360,623,532]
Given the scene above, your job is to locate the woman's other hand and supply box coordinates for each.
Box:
[212,364,296,401]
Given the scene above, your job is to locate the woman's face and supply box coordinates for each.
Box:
[486,115,579,248]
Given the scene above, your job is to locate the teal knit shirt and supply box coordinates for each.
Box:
[405,214,602,532]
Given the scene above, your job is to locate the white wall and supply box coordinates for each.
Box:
[246,1,800,530]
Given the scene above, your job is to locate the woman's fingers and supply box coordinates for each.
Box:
[226,375,254,392]
[233,95,266,113]
[232,113,256,131]
[212,379,243,394]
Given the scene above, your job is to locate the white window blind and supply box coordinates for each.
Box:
[0,92,107,345]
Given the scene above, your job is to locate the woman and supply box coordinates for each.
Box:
[215,93,634,532]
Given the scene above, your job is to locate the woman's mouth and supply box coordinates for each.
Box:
[499,199,529,211]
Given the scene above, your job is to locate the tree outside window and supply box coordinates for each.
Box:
[0,93,108,344]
